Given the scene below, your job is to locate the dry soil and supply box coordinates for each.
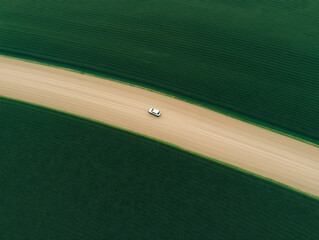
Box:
[1,55,318,196]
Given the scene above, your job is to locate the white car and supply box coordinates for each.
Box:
[148,108,161,117]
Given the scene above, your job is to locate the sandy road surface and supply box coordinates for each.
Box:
[1,55,319,196]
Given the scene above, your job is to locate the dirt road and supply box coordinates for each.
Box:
[1,55,319,196]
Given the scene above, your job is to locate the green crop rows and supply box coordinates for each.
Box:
[1,97,318,239]
[1,0,319,143]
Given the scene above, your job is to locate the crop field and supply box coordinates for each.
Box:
[1,0,319,143]
[1,97,318,239]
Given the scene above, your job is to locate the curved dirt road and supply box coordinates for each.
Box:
[1,55,319,196]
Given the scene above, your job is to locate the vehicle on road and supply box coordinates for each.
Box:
[148,108,161,117]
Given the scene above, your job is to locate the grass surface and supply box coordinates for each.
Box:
[1,0,319,143]
[1,97,319,240]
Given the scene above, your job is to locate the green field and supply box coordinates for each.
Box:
[1,0,319,143]
[1,97,318,239]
